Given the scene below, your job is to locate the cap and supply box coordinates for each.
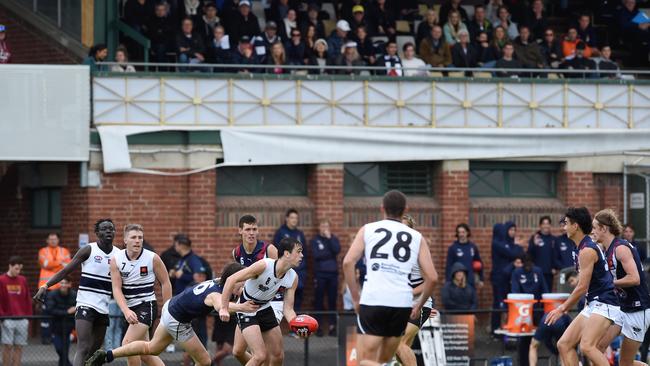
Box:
[336,19,351,32]
[352,5,364,13]
[0,24,5,32]
[345,41,358,48]
[314,38,328,50]
[240,35,251,43]
[266,20,277,29]
[239,0,251,7]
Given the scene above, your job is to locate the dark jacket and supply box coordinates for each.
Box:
[511,265,549,299]
[300,18,326,40]
[206,38,233,66]
[441,262,478,310]
[415,21,435,53]
[539,39,563,67]
[467,19,493,45]
[176,32,205,57]
[353,36,375,65]
[227,12,261,48]
[307,53,332,74]
[146,15,175,47]
[476,44,498,65]
[553,234,577,270]
[451,42,478,68]
[124,0,154,31]
[560,56,597,78]
[333,54,366,75]
[445,240,483,284]
[311,234,341,274]
[576,25,598,48]
[232,47,261,72]
[285,40,306,65]
[367,2,396,36]
[46,288,77,333]
[327,30,347,58]
[491,222,525,280]
[513,37,545,68]
[274,224,307,288]
[525,12,548,42]
[195,16,224,42]
[527,232,556,274]
[173,251,204,294]
[495,58,523,77]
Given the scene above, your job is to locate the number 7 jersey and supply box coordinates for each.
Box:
[361,219,423,307]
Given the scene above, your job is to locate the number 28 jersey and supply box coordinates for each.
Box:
[360,219,422,308]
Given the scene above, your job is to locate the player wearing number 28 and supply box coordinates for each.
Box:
[343,190,438,365]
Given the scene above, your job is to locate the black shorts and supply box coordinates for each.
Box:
[408,307,432,328]
[212,315,237,345]
[129,301,157,328]
[237,306,278,332]
[75,306,110,327]
[357,305,411,337]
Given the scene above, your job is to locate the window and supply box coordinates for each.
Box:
[32,188,61,228]
[344,162,433,196]
[469,162,558,198]
[216,165,307,196]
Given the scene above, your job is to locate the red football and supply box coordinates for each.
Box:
[472,260,483,272]
[289,314,319,335]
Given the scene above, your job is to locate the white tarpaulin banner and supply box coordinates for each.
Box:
[98,126,650,173]
[0,65,90,161]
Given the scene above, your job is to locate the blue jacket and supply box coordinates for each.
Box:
[534,313,572,355]
[511,266,548,299]
[445,240,483,284]
[274,224,307,288]
[527,231,555,274]
[553,234,577,270]
[441,262,478,310]
[311,234,340,274]
[173,251,204,295]
[491,222,525,281]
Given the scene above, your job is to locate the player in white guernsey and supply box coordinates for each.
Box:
[33,219,119,366]
[343,190,438,365]
[110,224,172,366]
[220,237,305,366]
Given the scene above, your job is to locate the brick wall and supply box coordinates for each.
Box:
[0,4,79,64]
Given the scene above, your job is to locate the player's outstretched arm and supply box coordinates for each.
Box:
[33,245,92,303]
[546,248,594,325]
[205,292,259,314]
[153,254,172,304]
[614,245,640,288]
[282,277,299,323]
[414,237,438,315]
[110,256,138,324]
[219,260,267,321]
[342,227,365,312]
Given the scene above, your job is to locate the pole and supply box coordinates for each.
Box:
[303,334,309,366]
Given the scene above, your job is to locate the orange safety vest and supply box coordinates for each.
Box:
[38,245,71,289]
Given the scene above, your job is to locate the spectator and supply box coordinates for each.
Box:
[267,42,289,73]
[308,39,330,74]
[398,0,420,21]
[111,47,136,72]
[311,220,340,336]
[560,41,597,78]
[486,0,504,25]
[0,24,10,64]
[46,277,76,366]
[527,216,555,290]
[280,9,298,41]
[444,9,468,46]
[553,226,576,272]
[445,223,484,287]
[496,42,522,77]
[146,2,174,64]
[161,234,182,288]
[476,31,498,67]
[539,28,563,69]
[227,0,261,48]
[207,25,232,69]
[349,5,368,34]
[524,0,547,42]
[375,40,403,76]
[255,21,282,62]
[302,24,318,61]
[420,25,452,68]
[232,36,261,73]
[595,45,620,78]
[493,6,518,40]
[439,0,469,25]
[327,20,351,58]
[0,256,32,366]
[82,44,108,72]
[301,5,326,40]
[491,222,526,332]
[176,18,205,70]
[451,29,478,69]
[169,234,204,294]
[441,262,478,310]
[124,0,154,34]
[285,29,306,66]
[416,9,439,53]
[269,0,290,26]
[196,3,222,41]
[352,26,375,66]
[616,0,650,67]
[576,13,598,49]
[491,25,509,57]
[368,0,396,39]
[38,232,70,344]
[562,27,592,59]
[401,42,428,76]
[273,208,307,310]
[513,25,545,71]
[468,5,493,46]
[510,255,548,323]
[623,223,646,260]
[103,299,124,350]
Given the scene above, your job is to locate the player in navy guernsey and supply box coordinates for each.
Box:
[592,209,650,366]
[109,224,171,366]
[85,263,259,366]
[230,214,279,365]
[546,207,620,366]
[34,219,119,366]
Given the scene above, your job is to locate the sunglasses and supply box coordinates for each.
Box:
[292,33,301,37]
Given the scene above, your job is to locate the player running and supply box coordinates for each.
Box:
[546,207,620,366]
[220,237,304,366]
[110,224,172,366]
[343,190,438,365]
[593,209,650,366]
[84,263,258,366]
[33,219,119,366]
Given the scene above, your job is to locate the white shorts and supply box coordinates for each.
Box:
[579,300,621,324]
[614,309,650,343]
[1,319,29,346]
[270,301,284,324]
[160,300,195,343]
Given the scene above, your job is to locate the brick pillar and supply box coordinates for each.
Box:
[187,169,220,269]
[558,169,597,212]
[307,164,344,230]
[437,161,470,245]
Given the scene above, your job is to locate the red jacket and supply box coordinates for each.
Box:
[0,273,33,316]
